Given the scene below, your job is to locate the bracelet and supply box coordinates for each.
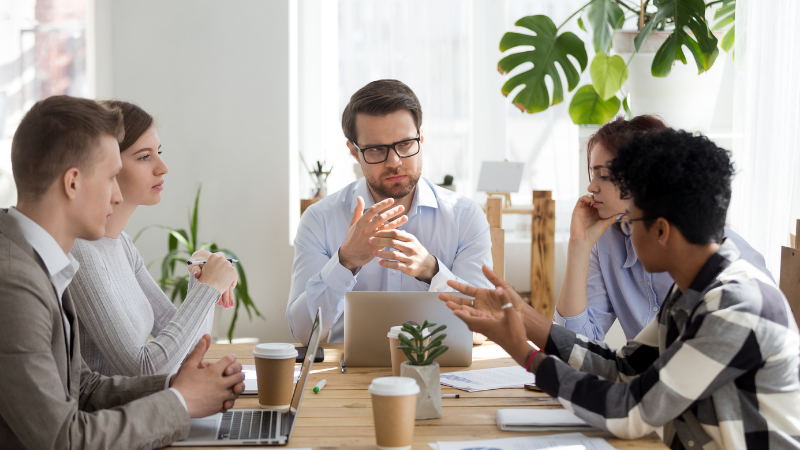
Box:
[525,348,544,372]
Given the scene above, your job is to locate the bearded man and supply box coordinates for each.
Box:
[286,79,493,343]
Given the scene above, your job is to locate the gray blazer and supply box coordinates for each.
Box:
[0,210,191,449]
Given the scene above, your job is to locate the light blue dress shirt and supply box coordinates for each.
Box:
[286,177,493,343]
[553,224,773,341]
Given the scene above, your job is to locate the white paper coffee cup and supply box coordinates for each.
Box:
[252,343,298,410]
[388,326,429,377]
[369,377,419,450]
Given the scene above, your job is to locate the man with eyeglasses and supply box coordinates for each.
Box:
[440,129,800,449]
[286,79,493,342]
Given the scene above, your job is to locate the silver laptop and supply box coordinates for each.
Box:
[174,308,323,446]
[343,292,472,368]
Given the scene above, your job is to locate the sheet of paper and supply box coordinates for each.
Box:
[440,365,536,392]
[434,433,617,450]
[242,364,301,395]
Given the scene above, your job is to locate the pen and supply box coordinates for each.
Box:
[441,394,460,398]
[313,379,327,393]
[186,259,238,265]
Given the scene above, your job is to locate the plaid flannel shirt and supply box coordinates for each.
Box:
[537,239,800,449]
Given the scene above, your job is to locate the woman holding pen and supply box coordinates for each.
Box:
[67,100,238,376]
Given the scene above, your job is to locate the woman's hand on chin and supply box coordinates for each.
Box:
[569,194,620,248]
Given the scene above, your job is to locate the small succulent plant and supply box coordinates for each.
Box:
[397,320,448,366]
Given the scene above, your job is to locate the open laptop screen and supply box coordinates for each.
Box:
[289,308,322,414]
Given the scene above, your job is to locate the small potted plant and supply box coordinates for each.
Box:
[437,174,456,192]
[397,321,448,419]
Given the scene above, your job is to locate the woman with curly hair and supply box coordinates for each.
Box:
[552,115,771,341]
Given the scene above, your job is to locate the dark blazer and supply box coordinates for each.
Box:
[0,210,191,449]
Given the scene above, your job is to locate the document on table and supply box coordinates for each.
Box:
[439,365,536,392]
[242,365,301,395]
[496,409,594,431]
[428,432,616,450]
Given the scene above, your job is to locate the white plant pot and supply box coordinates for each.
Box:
[400,361,442,420]
[612,30,726,133]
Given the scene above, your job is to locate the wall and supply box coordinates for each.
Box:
[94,0,296,343]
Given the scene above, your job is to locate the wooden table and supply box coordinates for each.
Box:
[176,342,665,449]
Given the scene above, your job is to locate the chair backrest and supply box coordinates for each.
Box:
[779,219,800,328]
[530,190,555,320]
[486,197,505,280]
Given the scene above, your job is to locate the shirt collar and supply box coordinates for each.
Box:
[617,224,639,269]
[349,177,438,218]
[674,237,739,313]
[7,207,75,277]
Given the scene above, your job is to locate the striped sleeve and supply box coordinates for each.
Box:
[536,282,771,440]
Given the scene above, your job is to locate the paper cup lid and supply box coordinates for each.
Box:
[369,377,420,396]
[252,343,298,359]
[387,326,430,339]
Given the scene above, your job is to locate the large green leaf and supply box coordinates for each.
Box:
[634,0,719,77]
[713,0,735,53]
[569,85,620,125]
[590,52,628,101]
[499,15,588,114]
[587,0,624,53]
[189,185,201,251]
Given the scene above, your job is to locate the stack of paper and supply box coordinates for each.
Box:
[439,366,536,392]
[429,433,616,450]
[496,409,594,431]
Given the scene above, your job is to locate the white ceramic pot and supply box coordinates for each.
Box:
[612,30,726,133]
[400,361,442,420]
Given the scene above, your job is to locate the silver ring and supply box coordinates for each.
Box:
[470,299,474,307]
[501,303,513,310]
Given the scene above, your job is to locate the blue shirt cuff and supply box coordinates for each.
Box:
[552,307,590,333]
[426,257,457,292]
[320,250,359,295]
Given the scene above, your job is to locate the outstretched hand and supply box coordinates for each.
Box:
[452,297,533,366]
[338,196,408,273]
[438,265,526,319]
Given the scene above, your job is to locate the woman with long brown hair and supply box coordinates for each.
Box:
[67,100,238,376]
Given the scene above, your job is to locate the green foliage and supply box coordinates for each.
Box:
[622,94,633,119]
[443,174,454,186]
[498,15,588,114]
[713,0,735,54]
[499,1,732,125]
[134,185,263,342]
[569,85,621,125]
[587,0,624,53]
[590,52,628,101]
[396,321,448,366]
[635,0,719,77]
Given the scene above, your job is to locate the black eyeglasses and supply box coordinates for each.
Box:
[616,214,653,235]
[352,133,421,164]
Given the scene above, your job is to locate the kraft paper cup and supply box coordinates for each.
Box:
[369,377,419,450]
[388,326,430,377]
[252,343,298,410]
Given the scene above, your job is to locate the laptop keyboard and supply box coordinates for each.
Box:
[217,410,281,441]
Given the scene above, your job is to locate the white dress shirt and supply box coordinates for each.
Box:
[286,177,493,343]
[7,207,187,411]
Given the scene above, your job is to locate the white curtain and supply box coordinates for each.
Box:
[728,0,800,280]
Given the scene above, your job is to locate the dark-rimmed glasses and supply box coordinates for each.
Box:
[616,214,653,235]
[352,133,421,164]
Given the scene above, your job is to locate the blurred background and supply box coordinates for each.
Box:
[1,0,798,345]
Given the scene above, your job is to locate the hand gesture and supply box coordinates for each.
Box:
[451,296,533,366]
[170,335,245,417]
[438,265,526,319]
[191,252,238,307]
[569,194,619,247]
[370,229,438,282]
[338,196,408,272]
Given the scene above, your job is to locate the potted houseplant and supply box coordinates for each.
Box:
[397,321,448,419]
[437,174,456,192]
[134,186,263,342]
[498,0,735,130]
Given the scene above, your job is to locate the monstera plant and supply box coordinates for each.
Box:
[498,0,735,125]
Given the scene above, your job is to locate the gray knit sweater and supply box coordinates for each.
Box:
[68,232,218,376]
